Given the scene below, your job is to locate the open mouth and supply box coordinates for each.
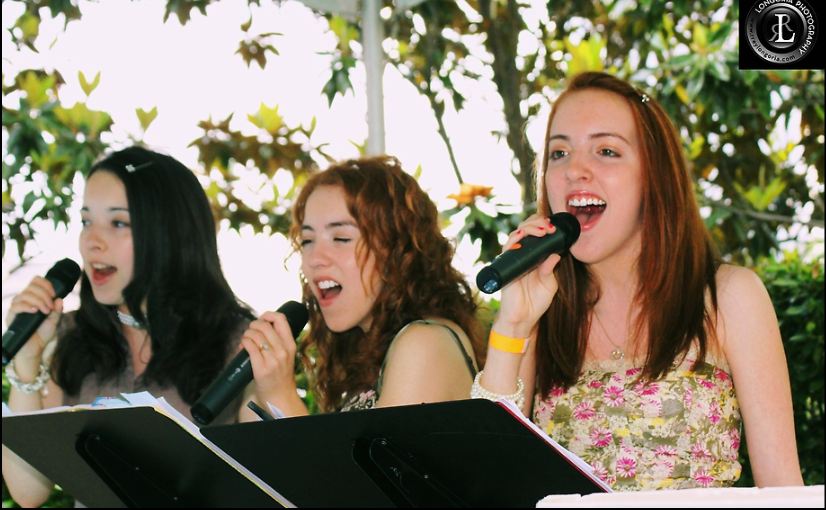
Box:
[567,196,606,230]
[317,279,342,300]
[90,263,117,284]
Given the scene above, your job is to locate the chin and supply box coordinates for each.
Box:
[569,244,601,265]
[91,291,122,307]
[321,314,357,333]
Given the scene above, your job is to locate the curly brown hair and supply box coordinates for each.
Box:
[290,155,484,411]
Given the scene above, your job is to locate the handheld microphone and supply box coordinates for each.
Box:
[191,300,309,426]
[2,258,82,366]
[476,212,580,294]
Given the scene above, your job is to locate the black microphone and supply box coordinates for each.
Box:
[191,300,309,426]
[476,212,580,294]
[2,258,82,366]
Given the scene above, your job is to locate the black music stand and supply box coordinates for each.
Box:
[2,406,287,508]
[203,399,608,507]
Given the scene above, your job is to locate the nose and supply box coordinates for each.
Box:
[565,151,593,182]
[81,225,106,253]
[304,240,333,269]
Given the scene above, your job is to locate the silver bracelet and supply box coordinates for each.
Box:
[5,359,50,395]
[470,370,525,409]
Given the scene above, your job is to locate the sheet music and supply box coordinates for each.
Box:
[4,391,295,507]
[497,399,613,493]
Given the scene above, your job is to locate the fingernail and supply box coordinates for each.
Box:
[538,226,545,230]
[509,243,523,251]
[517,229,523,234]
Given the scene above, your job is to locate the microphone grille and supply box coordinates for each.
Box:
[550,212,581,248]
[46,258,82,298]
[276,300,309,338]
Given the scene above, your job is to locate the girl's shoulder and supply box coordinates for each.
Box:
[715,263,763,292]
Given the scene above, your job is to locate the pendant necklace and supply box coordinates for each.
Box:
[593,309,625,361]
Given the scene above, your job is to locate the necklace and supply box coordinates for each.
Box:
[116,310,146,330]
[593,309,625,361]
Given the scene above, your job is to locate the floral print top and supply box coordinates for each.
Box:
[532,351,742,491]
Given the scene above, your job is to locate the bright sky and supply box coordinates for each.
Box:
[2,0,533,316]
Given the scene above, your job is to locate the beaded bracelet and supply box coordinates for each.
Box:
[5,360,50,395]
[470,370,525,410]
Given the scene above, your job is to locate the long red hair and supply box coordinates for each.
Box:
[535,72,720,395]
[291,156,484,411]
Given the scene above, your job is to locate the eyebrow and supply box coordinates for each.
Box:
[301,220,359,232]
[80,206,130,213]
[548,132,631,144]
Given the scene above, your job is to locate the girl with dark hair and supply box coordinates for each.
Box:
[3,146,256,506]
[240,155,483,415]
[474,72,802,489]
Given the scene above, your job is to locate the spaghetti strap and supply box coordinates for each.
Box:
[376,319,477,394]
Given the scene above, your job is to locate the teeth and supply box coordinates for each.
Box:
[568,197,606,207]
[91,263,112,269]
[318,280,341,290]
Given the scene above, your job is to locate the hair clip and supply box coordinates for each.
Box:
[125,161,152,173]
[640,93,651,104]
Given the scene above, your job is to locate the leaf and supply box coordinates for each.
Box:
[18,71,56,108]
[349,139,368,155]
[322,56,355,106]
[564,35,605,77]
[708,23,733,47]
[736,176,787,211]
[709,60,730,82]
[163,0,209,25]
[78,71,101,96]
[13,11,40,50]
[247,103,283,134]
[686,72,705,100]
[135,106,158,131]
[674,83,690,105]
[668,54,696,69]
[329,16,358,52]
[692,23,708,50]
[413,164,423,181]
[240,14,252,32]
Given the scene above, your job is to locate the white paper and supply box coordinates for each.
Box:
[497,399,613,493]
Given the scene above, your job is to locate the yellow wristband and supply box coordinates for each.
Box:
[489,330,529,354]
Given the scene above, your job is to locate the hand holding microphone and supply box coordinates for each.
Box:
[3,258,81,367]
[240,309,305,407]
[191,300,308,425]
[476,213,580,337]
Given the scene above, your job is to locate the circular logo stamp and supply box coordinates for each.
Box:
[745,0,818,64]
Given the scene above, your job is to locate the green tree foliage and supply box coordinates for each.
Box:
[3,69,112,261]
[4,0,823,263]
[317,0,823,263]
[740,254,824,486]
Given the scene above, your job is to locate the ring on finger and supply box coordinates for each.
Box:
[258,342,270,352]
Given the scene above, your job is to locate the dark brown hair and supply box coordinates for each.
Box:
[291,155,484,410]
[535,72,720,395]
[53,146,253,404]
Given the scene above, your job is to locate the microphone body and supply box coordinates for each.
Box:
[476,212,581,294]
[2,258,82,366]
[191,300,309,425]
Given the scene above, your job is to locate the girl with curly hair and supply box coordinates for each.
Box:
[242,155,484,414]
